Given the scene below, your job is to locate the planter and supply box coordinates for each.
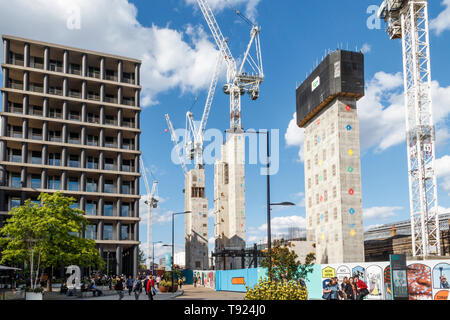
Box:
[159,286,169,293]
[26,292,43,300]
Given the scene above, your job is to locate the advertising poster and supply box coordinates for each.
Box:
[366,265,383,300]
[407,263,432,300]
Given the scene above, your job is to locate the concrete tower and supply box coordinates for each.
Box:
[296,50,365,264]
[184,168,209,270]
[214,131,246,270]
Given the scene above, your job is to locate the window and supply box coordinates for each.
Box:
[122,159,133,172]
[86,224,97,240]
[323,170,327,181]
[121,181,132,195]
[48,176,61,190]
[106,70,117,81]
[10,149,21,162]
[31,175,41,189]
[10,198,21,210]
[49,153,61,166]
[315,174,319,185]
[120,225,130,240]
[87,135,98,146]
[332,165,336,176]
[49,108,62,119]
[87,157,99,169]
[331,123,335,135]
[104,202,114,216]
[105,158,115,171]
[68,177,79,191]
[69,110,80,121]
[308,217,312,227]
[308,197,312,208]
[308,178,311,189]
[105,115,116,126]
[49,60,62,72]
[70,64,81,75]
[10,174,21,188]
[122,139,134,150]
[314,135,318,146]
[69,155,79,168]
[331,144,335,157]
[335,234,338,242]
[70,202,78,210]
[333,186,337,198]
[104,180,115,193]
[325,211,329,223]
[105,136,116,148]
[88,67,100,79]
[307,160,311,170]
[306,140,310,152]
[86,178,97,192]
[333,208,338,220]
[31,151,42,164]
[316,193,319,205]
[48,131,61,142]
[87,91,99,101]
[123,117,134,128]
[121,204,130,217]
[316,213,320,225]
[323,149,326,161]
[10,125,22,138]
[69,132,80,144]
[87,113,99,124]
[324,190,328,202]
[31,128,42,140]
[86,201,97,216]
[30,105,43,116]
[103,224,113,240]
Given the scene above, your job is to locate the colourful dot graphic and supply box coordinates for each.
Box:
[319,175,323,181]
[349,208,355,215]
[348,188,354,195]
[317,119,321,125]
[318,137,321,143]
[321,234,325,240]
[346,125,352,131]
[318,160,323,166]
[346,105,352,111]
[350,229,356,237]
[348,149,354,156]
[320,196,323,202]
[320,214,324,220]
[348,166,354,173]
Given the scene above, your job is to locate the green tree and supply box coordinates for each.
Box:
[261,239,315,283]
[138,248,147,270]
[0,193,104,291]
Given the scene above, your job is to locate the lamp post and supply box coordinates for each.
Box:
[244,130,295,279]
[168,211,191,293]
[152,241,162,276]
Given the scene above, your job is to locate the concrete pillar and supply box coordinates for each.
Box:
[134,200,139,218]
[20,165,27,187]
[134,111,140,130]
[44,47,50,70]
[41,168,47,189]
[61,171,67,190]
[24,43,30,68]
[43,98,49,117]
[81,103,87,123]
[62,124,68,143]
[134,64,140,86]
[100,57,105,80]
[22,119,28,139]
[22,95,29,115]
[116,246,122,275]
[117,87,122,105]
[118,60,123,83]
[134,134,139,152]
[80,172,86,192]
[1,91,7,113]
[42,121,48,141]
[2,68,8,89]
[63,78,68,97]
[82,54,87,77]
[134,89,140,107]
[117,153,122,172]
[42,145,48,165]
[3,39,10,64]
[133,246,138,277]
[134,177,139,196]
[98,197,104,217]
[99,152,104,171]
[63,50,69,74]
[80,196,86,212]
[98,220,104,240]
[117,109,123,127]
[81,126,86,145]
[99,174,104,193]
[81,149,86,168]
[82,81,87,100]
[117,131,122,149]
[100,84,105,103]
[135,155,139,173]
[43,74,49,94]
[100,106,105,125]
[62,101,68,120]
[61,147,67,167]
[117,175,122,194]
[99,129,104,148]
[23,71,29,91]
[117,221,121,239]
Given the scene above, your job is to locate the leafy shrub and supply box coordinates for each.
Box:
[245,279,308,300]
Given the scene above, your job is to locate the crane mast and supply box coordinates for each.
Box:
[379,0,440,257]
[140,157,159,269]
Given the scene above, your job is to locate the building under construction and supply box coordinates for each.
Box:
[296,50,365,264]
[214,131,246,270]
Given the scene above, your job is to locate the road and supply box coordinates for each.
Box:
[175,285,245,300]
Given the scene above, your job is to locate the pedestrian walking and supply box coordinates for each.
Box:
[133,276,143,300]
[126,276,134,296]
[194,275,197,288]
[178,277,183,289]
[354,276,369,300]
[115,276,125,300]
[146,276,156,300]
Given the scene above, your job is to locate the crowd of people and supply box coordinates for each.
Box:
[322,276,369,300]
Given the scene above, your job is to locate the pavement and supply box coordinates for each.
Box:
[77,289,183,300]
[175,285,245,300]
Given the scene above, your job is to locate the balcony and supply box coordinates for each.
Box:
[122,119,135,128]
[69,64,81,76]
[48,87,63,96]
[9,128,22,139]
[29,83,44,94]
[87,114,100,124]
[30,57,44,70]
[87,92,100,101]
[104,162,116,171]
[106,70,118,82]
[69,90,81,99]
[104,95,117,104]
[30,129,43,141]
[104,139,117,149]
[49,109,63,119]
[9,53,24,66]
[69,112,81,121]
[9,153,22,163]
[122,97,135,106]
[122,73,135,84]
[88,68,101,79]
[104,184,116,194]
[49,61,63,73]
[104,117,117,126]
[8,80,23,90]
[8,103,23,114]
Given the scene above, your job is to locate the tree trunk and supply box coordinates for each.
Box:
[46,267,53,292]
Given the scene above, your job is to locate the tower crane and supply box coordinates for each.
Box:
[140,157,159,269]
[196,0,264,131]
[378,0,440,257]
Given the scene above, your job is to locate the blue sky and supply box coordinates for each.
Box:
[0,0,449,262]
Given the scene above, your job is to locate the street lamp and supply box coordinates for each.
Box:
[152,241,163,276]
[168,211,191,293]
[244,130,295,279]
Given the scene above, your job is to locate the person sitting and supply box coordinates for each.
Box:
[60,282,68,295]
[88,281,103,296]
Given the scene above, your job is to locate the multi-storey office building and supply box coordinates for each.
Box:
[0,35,142,276]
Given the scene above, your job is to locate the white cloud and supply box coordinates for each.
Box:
[363,206,403,220]
[364,224,383,231]
[361,43,371,54]
[208,208,215,218]
[0,0,220,106]
[258,215,306,233]
[186,0,261,22]
[436,155,450,195]
[285,113,305,162]
[431,0,450,35]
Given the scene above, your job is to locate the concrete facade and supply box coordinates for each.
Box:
[214,131,246,270]
[304,97,364,264]
[0,35,142,276]
[185,168,209,270]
